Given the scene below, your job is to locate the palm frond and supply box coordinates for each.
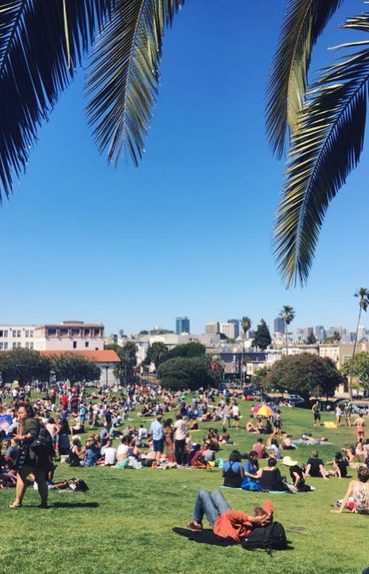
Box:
[266,0,343,159]
[0,0,115,200]
[274,14,369,287]
[86,0,184,167]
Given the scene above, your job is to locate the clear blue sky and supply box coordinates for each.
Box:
[1,0,368,335]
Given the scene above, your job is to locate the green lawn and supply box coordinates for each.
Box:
[1,401,367,574]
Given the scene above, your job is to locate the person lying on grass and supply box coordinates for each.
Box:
[332,466,369,514]
[187,488,273,541]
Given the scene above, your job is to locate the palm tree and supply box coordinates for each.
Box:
[0,0,184,199]
[240,316,251,385]
[349,288,369,397]
[280,306,295,355]
[267,0,369,286]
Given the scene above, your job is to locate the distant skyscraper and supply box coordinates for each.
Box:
[227,319,240,338]
[205,321,219,335]
[176,317,190,335]
[274,317,285,334]
[315,325,325,341]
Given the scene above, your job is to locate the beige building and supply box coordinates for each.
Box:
[0,324,36,351]
[33,321,104,352]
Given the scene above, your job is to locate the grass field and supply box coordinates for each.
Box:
[1,401,368,574]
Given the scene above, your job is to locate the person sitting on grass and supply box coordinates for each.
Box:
[282,456,315,492]
[241,451,261,491]
[258,457,291,492]
[333,466,369,514]
[304,450,329,480]
[222,450,245,488]
[326,452,349,478]
[245,417,259,433]
[187,488,273,541]
[341,446,356,465]
[252,438,267,459]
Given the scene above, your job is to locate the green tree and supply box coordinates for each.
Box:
[110,341,138,384]
[251,319,272,351]
[348,287,369,398]
[280,305,295,355]
[267,1,369,286]
[145,342,169,371]
[306,332,317,345]
[157,357,220,391]
[251,366,271,391]
[168,342,206,359]
[342,352,369,392]
[266,353,344,400]
[51,354,100,385]
[0,349,51,385]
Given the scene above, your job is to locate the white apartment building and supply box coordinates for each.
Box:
[33,321,104,352]
[0,325,36,351]
[219,322,237,339]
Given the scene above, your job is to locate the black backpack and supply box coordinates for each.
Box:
[241,522,288,553]
[30,426,54,457]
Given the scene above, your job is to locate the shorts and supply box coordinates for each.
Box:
[314,413,320,420]
[153,439,164,453]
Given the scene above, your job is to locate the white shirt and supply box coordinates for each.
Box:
[174,419,187,441]
[104,447,117,466]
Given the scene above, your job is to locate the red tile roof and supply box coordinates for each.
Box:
[40,350,120,363]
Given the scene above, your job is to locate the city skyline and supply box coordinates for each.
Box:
[0,2,368,337]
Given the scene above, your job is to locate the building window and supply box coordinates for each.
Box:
[84,329,90,336]
[17,330,21,337]
[4,330,8,338]
[71,329,80,337]
[25,330,29,337]
[0,343,3,349]
[73,341,77,349]
[48,328,57,336]
[30,331,33,337]
[13,342,17,349]
[85,341,89,348]
[60,328,68,337]
[94,328,100,336]
[25,342,29,349]
[0,330,3,337]
[12,331,16,337]
[4,343,8,349]
[17,342,21,348]
[30,342,34,350]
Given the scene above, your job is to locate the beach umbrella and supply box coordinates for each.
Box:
[254,405,274,418]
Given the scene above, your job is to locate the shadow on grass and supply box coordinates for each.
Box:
[52,502,99,509]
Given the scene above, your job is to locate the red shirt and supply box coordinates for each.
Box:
[213,510,253,541]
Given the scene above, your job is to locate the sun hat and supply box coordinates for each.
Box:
[282,455,298,467]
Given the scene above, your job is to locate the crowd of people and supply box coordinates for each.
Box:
[0,381,369,518]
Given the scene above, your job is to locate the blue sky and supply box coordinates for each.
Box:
[1,0,368,335]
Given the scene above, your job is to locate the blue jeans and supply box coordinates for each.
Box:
[193,489,231,527]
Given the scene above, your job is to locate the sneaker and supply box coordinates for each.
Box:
[187,520,202,530]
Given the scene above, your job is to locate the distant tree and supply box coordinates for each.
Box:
[112,342,138,384]
[251,319,272,350]
[280,305,295,355]
[51,354,100,385]
[324,331,341,344]
[252,367,272,390]
[157,357,220,391]
[266,353,344,400]
[145,342,169,371]
[342,352,369,393]
[349,288,369,398]
[138,330,149,336]
[0,349,51,385]
[168,342,206,359]
[306,332,317,345]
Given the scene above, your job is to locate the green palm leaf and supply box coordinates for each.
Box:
[86,0,184,167]
[0,0,114,200]
[274,13,369,287]
[266,0,343,158]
